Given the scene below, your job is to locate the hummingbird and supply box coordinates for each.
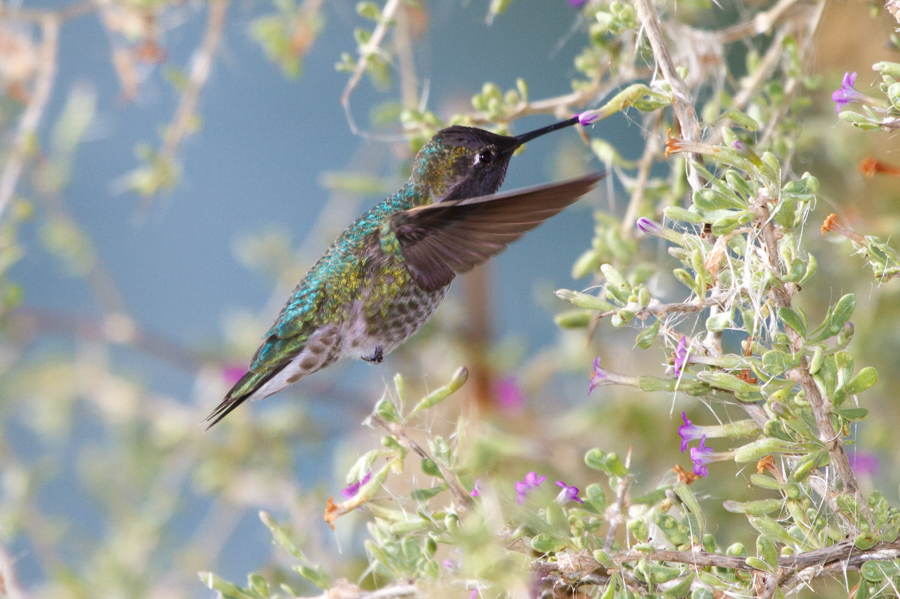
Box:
[205,115,603,427]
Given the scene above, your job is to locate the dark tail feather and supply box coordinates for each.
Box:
[204,368,278,429]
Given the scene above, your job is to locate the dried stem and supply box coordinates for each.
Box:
[714,0,804,43]
[0,543,28,599]
[753,201,861,504]
[633,0,703,191]
[603,449,632,552]
[371,416,473,510]
[341,0,403,135]
[0,17,59,222]
[621,113,663,233]
[159,0,229,166]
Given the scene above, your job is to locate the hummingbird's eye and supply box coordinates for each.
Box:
[475,150,494,166]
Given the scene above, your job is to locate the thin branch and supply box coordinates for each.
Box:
[371,416,473,510]
[0,0,101,24]
[299,580,418,599]
[714,0,804,43]
[11,308,202,370]
[603,449,632,552]
[621,112,664,233]
[753,201,862,506]
[159,0,229,166]
[0,543,28,599]
[0,17,59,222]
[341,0,403,135]
[633,0,703,191]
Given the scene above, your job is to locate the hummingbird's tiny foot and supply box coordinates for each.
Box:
[362,346,384,364]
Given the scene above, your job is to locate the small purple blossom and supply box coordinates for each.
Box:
[470,590,478,599]
[678,412,704,452]
[635,217,685,245]
[341,471,371,499]
[470,479,482,497]
[850,452,880,476]
[515,471,546,504]
[577,110,600,126]
[555,481,584,504]
[569,0,588,8]
[636,217,661,236]
[495,377,524,413]
[689,436,713,478]
[673,336,688,377]
[589,357,610,394]
[832,71,867,114]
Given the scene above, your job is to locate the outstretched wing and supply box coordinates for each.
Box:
[390,173,604,291]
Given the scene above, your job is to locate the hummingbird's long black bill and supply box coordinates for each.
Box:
[513,115,581,146]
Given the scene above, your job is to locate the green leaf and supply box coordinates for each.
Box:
[777,307,807,336]
[530,533,568,553]
[845,367,878,395]
[635,319,660,349]
[761,350,801,375]
[835,408,869,421]
[411,484,447,501]
[356,1,382,20]
[408,367,467,417]
[585,449,628,476]
[375,397,402,423]
[722,499,783,515]
[200,572,249,598]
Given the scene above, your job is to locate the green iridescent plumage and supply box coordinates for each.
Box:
[206,117,603,427]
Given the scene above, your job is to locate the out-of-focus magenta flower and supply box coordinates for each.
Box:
[515,471,546,504]
[341,471,371,499]
[470,479,482,497]
[495,377,524,413]
[555,481,584,504]
[222,365,246,386]
[849,452,879,476]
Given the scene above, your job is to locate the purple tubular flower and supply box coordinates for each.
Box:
[555,481,584,504]
[577,110,600,126]
[589,357,610,394]
[678,412,704,452]
[673,336,688,377]
[636,217,661,236]
[515,471,546,503]
[341,471,371,499]
[832,72,865,114]
[689,436,713,478]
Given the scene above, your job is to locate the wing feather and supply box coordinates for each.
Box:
[390,173,604,291]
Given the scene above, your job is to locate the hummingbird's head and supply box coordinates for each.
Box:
[410,116,580,204]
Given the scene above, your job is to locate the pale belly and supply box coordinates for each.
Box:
[341,284,449,360]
